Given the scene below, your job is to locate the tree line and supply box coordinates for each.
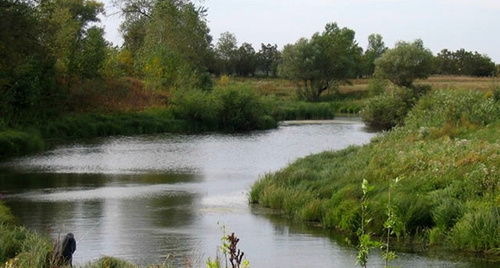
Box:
[1,0,498,126]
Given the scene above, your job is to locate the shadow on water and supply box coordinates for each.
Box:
[0,170,202,266]
[250,205,497,268]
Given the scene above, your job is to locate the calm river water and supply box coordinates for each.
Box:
[0,120,491,267]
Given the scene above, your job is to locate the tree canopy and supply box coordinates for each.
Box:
[374,39,434,88]
[279,23,361,101]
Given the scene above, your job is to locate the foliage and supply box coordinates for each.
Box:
[374,39,434,88]
[356,179,379,268]
[279,22,361,101]
[215,32,238,75]
[0,130,44,157]
[257,44,282,77]
[206,225,250,268]
[360,86,427,130]
[251,88,500,255]
[0,0,56,126]
[128,0,212,91]
[172,85,277,132]
[0,202,54,267]
[435,49,497,77]
[235,43,257,77]
[361,34,387,77]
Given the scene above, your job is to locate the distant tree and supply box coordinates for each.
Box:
[279,23,361,101]
[215,32,238,75]
[435,49,456,75]
[435,49,497,77]
[235,43,257,76]
[374,39,434,88]
[257,44,282,77]
[361,34,387,77]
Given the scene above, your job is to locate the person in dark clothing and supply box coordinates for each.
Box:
[54,233,76,267]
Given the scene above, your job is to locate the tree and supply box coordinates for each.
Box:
[235,43,257,76]
[129,0,212,90]
[374,39,434,88]
[361,34,387,77]
[435,49,497,77]
[257,44,281,77]
[40,0,105,78]
[0,0,56,124]
[215,32,238,75]
[75,26,108,78]
[279,23,361,101]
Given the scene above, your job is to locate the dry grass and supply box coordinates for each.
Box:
[233,76,499,98]
[418,75,499,91]
[67,77,169,113]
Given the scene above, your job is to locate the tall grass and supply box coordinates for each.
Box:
[250,88,500,254]
[171,84,277,132]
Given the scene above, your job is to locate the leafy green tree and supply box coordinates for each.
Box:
[361,34,387,77]
[279,23,361,101]
[75,26,108,78]
[0,0,56,125]
[374,39,434,88]
[257,43,281,77]
[435,49,496,77]
[128,0,212,90]
[215,31,238,75]
[40,0,104,78]
[235,43,257,76]
[435,49,456,75]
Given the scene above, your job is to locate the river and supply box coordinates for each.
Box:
[0,120,490,267]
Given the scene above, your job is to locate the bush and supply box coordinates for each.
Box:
[0,130,44,157]
[172,85,277,132]
[361,86,429,130]
[361,93,409,130]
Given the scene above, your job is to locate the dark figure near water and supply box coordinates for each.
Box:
[54,233,76,267]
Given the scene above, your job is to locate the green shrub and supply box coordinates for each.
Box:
[361,93,409,130]
[172,85,277,132]
[0,130,44,157]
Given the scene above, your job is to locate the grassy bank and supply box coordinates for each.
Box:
[250,88,500,255]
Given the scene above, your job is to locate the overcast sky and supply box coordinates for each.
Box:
[101,0,500,62]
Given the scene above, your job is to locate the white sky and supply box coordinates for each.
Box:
[100,0,500,62]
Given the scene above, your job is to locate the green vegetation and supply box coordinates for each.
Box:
[250,88,500,256]
[1,202,55,267]
[279,23,361,101]
[374,39,434,89]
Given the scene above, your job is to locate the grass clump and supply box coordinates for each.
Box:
[0,130,44,157]
[1,202,54,267]
[250,88,500,255]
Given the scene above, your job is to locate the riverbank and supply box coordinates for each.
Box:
[250,89,500,259]
[1,202,175,267]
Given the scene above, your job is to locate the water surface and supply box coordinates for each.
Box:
[0,121,490,267]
